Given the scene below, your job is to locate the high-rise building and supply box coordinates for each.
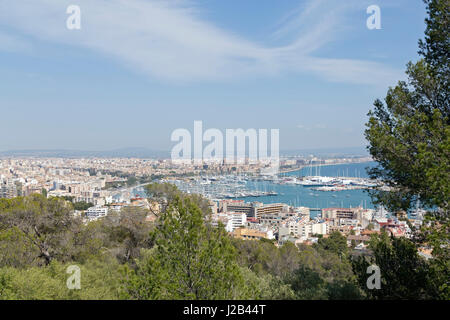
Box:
[0,179,18,199]
[85,205,109,221]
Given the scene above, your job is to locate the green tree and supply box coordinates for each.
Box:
[365,0,449,214]
[268,242,301,278]
[418,0,449,106]
[145,182,212,217]
[0,195,83,266]
[352,232,441,299]
[240,267,296,300]
[325,280,363,300]
[73,201,94,211]
[363,0,449,299]
[122,195,245,299]
[144,182,182,216]
[0,227,39,268]
[285,266,328,300]
[233,238,278,275]
[315,231,349,258]
[101,207,153,264]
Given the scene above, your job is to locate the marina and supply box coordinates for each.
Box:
[137,162,379,211]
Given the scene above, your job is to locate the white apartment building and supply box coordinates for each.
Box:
[337,218,360,227]
[285,216,311,238]
[85,205,109,221]
[228,212,247,231]
[210,214,233,232]
[294,206,310,216]
[211,212,247,233]
[282,216,329,240]
[0,179,18,199]
[311,222,329,235]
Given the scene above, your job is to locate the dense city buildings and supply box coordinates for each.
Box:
[0,156,423,250]
[212,198,419,248]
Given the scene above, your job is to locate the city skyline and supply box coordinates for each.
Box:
[0,0,427,151]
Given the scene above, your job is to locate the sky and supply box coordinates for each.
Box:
[0,0,427,152]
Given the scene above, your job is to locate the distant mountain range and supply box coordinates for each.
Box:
[0,146,369,159]
[280,146,369,157]
[0,147,170,159]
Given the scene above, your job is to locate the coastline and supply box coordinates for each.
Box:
[278,158,374,174]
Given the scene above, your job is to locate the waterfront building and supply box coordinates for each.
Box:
[322,207,363,220]
[254,202,288,217]
[220,200,255,216]
[220,200,288,219]
[293,206,310,217]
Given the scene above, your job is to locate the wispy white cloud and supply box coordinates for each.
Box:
[0,0,401,85]
[0,31,32,52]
[270,0,342,52]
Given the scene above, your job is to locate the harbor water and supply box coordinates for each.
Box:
[235,162,377,216]
[133,162,378,218]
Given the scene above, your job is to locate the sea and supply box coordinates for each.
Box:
[132,161,378,218]
[235,162,377,217]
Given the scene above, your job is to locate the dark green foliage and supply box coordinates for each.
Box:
[418,0,449,112]
[122,195,245,299]
[325,280,363,300]
[73,201,94,211]
[362,0,449,300]
[0,195,84,266]
[315,231,349,258]
[286,266,327,299]
[0,226,39,267]
[100,207,153,264]
[239,267,296,299]
[352,232,447,299]
[2,181,442,300]
[145,182,212,217]
[365,0,449,215]
[0,258,122,300]
[233,235,362,300]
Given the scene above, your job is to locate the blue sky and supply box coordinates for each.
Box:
[0,0,426,152]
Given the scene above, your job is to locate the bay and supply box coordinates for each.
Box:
[236,162,377,217]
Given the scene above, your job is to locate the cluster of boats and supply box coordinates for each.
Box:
[278,176,377,190]
[160,173,378,201]
[223,190,278,198]
[163,175,279,200]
